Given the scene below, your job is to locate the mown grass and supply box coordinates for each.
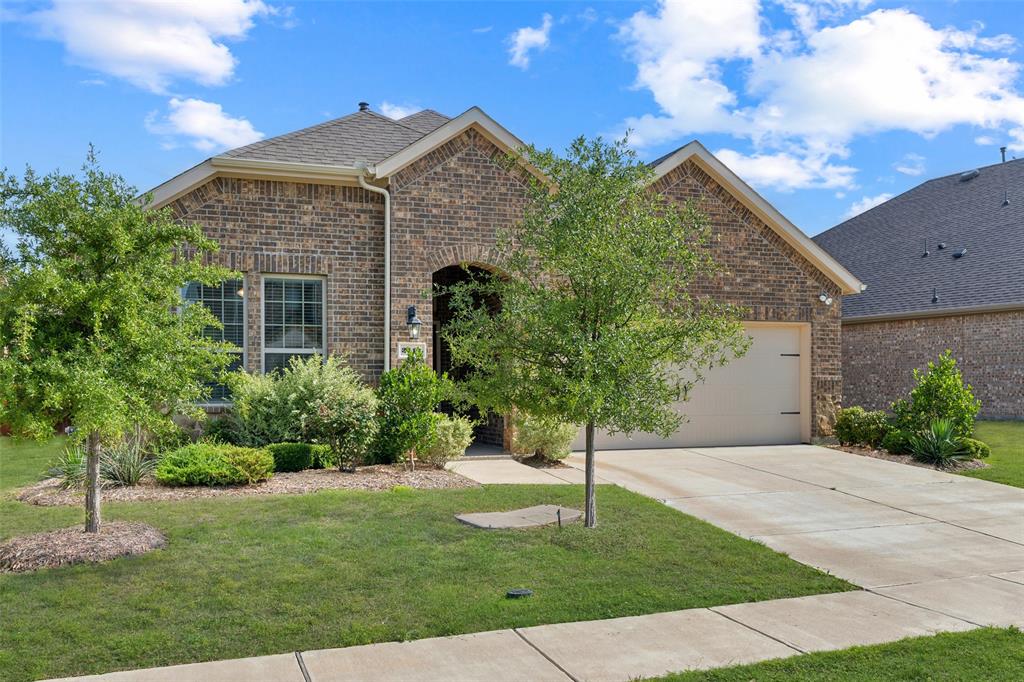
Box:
[962,421,1024,488]
[652,627,1024,681]
[0,437,853,681]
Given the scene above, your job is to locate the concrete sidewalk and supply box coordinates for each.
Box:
[51,447,1024,681]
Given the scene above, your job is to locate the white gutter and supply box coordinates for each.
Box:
[358,172,392,372]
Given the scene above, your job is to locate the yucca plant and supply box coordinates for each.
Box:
[101,433,157,486]
[48,445,88,490]
[909,418,970,468]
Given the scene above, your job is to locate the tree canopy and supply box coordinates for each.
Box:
[443,136,749,525]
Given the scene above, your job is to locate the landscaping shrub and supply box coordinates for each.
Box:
[300,376,378,472]
[909,418,970,468]
[373,349,451,464]
[892,351,980,440]
[419,415,473,468]
[155,443,273,486]
[217,355,365,447]
[881,429,913,455]
[266,443,314,472]
[100,435,156,486]
[48,445,87,490]
[834,407,891,447]
[962,437,992,460]
[513,413,578,461]
[311,443,334,469]
[222,446,275,484]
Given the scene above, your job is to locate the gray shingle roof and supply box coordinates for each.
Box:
[220,109,448,167]
[398,109,450,134]
[814,158,1024,319]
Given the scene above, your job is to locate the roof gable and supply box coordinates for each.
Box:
[398,110,450,134]
[814,158,1024,319]
[652,142,864,295]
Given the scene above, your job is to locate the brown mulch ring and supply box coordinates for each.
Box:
[826,444,990,472]
[16,465,478,507]
[0,522,167,573]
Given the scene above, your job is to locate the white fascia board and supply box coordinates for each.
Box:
[652,141,865,295]
[372,106,543,181]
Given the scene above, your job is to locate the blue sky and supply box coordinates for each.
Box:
[2,1,1023,237]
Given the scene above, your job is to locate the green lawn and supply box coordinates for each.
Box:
[0,437,853,682]
[651,627,1024,681]
[962,421,1024,488]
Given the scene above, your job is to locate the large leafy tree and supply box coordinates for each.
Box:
[444,137,749,527]
[0,152,234,532]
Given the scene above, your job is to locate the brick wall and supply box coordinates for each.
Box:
[842,310,1024,419]
[653,160,845,436]
[169,178,386,378]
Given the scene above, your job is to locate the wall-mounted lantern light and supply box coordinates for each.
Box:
[406,305,422,339]
[818,292,833,306]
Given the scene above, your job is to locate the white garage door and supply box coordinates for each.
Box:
[576,325,805,450]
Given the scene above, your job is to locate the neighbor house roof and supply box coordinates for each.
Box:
[814,158,1024,321]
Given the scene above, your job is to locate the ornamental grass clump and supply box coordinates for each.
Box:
[909,418,970,468]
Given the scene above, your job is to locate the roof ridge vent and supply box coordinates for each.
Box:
[959,169,980,182]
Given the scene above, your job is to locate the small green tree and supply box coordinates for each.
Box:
[444,137,748,527]
[892,350,980,439]
[372,348,451,466]
[0,152,234,532]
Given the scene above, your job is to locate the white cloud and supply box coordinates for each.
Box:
[843,192,893,219]
[26,0,272,93]
[975,135,997,146]
[508,13,553,69]
[715,147,858,191]
[146,97,263,151]
[472,26,493,34]
[618,1,1024,189]
[380,102,422,120]
[893,152,925,176]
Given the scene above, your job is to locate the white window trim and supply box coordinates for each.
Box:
[182,278,248,408]
[261,274,327,374]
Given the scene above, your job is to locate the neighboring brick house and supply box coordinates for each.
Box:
[814,159,1024,420]
[148,104,862,448]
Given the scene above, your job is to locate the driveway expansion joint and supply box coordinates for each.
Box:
[512,629,581,682]
[294,651,312,682]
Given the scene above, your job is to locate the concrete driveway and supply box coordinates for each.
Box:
[565,444,1024,624]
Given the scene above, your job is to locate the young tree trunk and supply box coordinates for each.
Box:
[584,421,597,528]
[84,431,102,533]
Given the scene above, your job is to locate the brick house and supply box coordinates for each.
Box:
[148,104,862,448]
[814,158,1024,420]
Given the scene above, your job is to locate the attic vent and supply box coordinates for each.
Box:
[953,248,967,259]
[960,169,980,182]
[932,288,939,304]
[937,242,947,250]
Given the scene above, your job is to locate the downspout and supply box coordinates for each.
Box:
[358,171,392,372]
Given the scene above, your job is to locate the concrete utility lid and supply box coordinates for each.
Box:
[456,504,582,529]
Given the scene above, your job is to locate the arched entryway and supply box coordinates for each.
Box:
[431,264,506,454]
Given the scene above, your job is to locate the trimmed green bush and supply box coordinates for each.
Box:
[155,443,273,486]
[513,414,577,461]
[892,351,980,440]
[834,407,891,447]
[881,429,913,455]
[909,418,970,468]
[373,348,451,464]
[419,415,473,468]
[311,444,334,469]
[962,437,991,460]
[266,443,314,472]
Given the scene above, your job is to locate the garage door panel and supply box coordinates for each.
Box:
[575,324,805,450]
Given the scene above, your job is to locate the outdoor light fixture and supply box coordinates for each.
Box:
[406,305,422,339]
[818,292,833,306]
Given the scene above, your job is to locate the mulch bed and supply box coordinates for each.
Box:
[16,465,477,507]
[0,522,166,573]
[826,444,989,472]
[516,455,570,469]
